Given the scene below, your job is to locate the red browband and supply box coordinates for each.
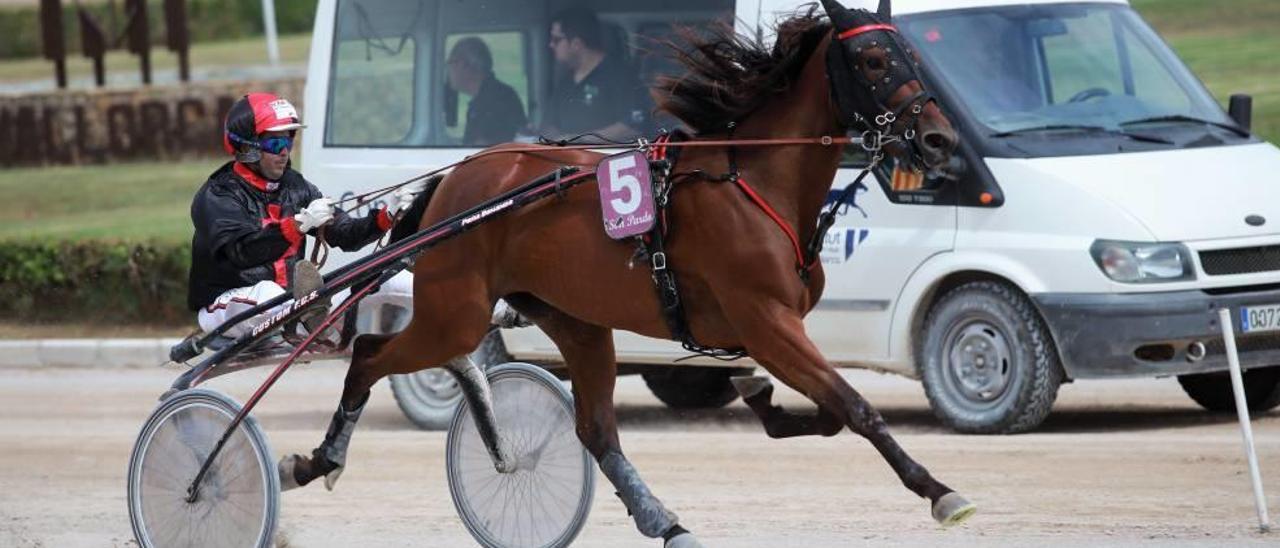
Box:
[837,23,898,40]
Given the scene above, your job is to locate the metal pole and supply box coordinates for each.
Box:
[261,0,280,66]
[1218,308,1271,533]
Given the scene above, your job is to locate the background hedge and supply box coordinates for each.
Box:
[0,0,317,60]
[0,239,190,325]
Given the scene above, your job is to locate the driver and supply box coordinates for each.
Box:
[188,92,424,339]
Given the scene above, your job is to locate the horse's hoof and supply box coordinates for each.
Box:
[730,376,772,399]
[664,532,704,548]
[323,465,344,491]
[932,492,976,527]
[278,454,302,492]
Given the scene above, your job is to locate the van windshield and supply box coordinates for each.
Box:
[325,0,733,148]
[898,3,1235,139]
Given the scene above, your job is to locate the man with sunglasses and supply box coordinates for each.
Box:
[188,92,424,340]
[541,5,648,142]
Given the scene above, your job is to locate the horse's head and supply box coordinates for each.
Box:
[821,0,956,170]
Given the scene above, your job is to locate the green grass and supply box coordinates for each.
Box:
[1133,0,1280,143]
[0,159,218,242]
[0,33,312,84]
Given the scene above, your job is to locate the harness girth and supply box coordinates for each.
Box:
[640,132,749,361]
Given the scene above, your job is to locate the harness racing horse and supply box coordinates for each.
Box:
[281,1,972,544]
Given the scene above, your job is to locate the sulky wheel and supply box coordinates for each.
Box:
[127,388,280,548]
[446,362,595,548]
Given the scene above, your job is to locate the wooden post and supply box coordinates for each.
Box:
[164,0,191,82]
[78,8,108,87]
[39,0,67,89]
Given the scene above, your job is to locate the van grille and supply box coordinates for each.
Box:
[1200,245,1280,276]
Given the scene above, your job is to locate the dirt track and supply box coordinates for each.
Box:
[2,362,1278,547]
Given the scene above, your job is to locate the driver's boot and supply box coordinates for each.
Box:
[290,261,335,344]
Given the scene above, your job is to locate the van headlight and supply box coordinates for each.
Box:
[1090,240,1195,283]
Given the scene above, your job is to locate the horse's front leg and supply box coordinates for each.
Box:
[726,300,976,526]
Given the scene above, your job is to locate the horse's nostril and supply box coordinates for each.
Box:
[922,131,953,152]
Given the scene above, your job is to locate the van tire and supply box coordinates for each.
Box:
[919,281,1064,434]
[1176,367,1280,413]
[390,329,512,430]
[641,366,752,409]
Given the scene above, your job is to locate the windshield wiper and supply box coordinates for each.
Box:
[991,124,1174,144]
[1119,115,1250,137]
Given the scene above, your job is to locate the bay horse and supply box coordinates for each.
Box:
[282,0,972,544]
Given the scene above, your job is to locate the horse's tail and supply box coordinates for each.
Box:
[388,174,444,244]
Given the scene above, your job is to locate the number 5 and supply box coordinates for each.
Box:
[609,155,642,215]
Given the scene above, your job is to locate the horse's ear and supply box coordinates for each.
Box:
[820,0,844,18]
[878,0,892,19]
[821,0,857,29]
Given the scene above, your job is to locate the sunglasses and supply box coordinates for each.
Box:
[227,131,294,155]
[256,135,294,154]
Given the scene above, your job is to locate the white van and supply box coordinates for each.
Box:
[301,0,1280,433]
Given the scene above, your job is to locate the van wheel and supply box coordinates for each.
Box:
[390,329,513,430]
[641,366,752,409]
[919,281,1064,434]
[1177,366,1280,413]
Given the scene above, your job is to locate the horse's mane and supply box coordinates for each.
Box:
[653,8,831,134]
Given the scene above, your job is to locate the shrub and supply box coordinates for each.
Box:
[0,238,191,325]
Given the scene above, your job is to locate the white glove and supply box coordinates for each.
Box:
[390,180,429,214]
[294,197,336,232]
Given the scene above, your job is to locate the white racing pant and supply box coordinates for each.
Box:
[196,272,416,338]
[197,281,290,338]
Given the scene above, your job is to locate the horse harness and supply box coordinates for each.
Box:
[623,23,932,360]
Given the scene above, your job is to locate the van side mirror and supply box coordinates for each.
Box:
[445,83,459,128]
[1229,94,1252,131]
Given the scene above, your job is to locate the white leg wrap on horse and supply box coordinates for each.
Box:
[320,397,366,468]
[277,454,302,492]
[665,532,705,548]
[600,451,679,538]
[446,356,516,473]
[313,395,367,491]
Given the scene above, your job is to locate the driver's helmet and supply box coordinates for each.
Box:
[222,92,305,163]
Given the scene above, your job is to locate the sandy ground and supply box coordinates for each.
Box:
[2,363,1279,547]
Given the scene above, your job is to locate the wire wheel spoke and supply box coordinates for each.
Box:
[128,389,279,548]
[447,363,595,548]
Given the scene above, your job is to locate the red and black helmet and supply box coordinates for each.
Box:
[223,92,305,162]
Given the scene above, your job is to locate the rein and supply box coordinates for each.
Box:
[330,135,862,216]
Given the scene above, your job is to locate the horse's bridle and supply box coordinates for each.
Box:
[826,21,936,167]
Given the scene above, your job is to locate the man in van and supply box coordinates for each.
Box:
[447,36,528,146]
[542,5,648,141]
[188,92,424,340]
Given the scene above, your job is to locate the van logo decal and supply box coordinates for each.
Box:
[1246,215,1266,227]
[820,228,870,264]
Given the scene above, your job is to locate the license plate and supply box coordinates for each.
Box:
[1240,304,1280,333]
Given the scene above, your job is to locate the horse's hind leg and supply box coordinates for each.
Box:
[729,303,975,526]
[281,297,493,491]
[520,299,701,547]
[731,376,844,438]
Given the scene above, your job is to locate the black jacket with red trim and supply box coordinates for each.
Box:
[187,161,391,311]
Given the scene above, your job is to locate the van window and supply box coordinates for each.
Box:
[325,0,734,149]
[327,12,418,146]
[900,4,1231,135]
